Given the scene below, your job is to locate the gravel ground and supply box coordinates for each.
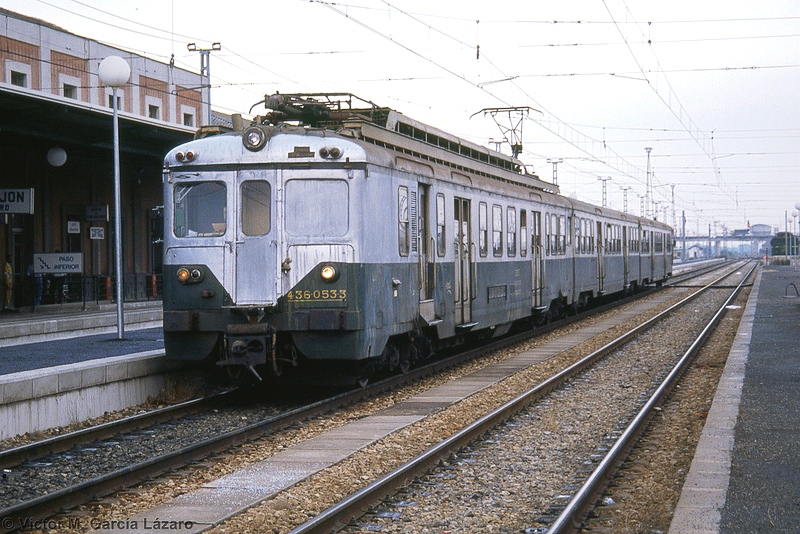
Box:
[328,278,748,533]
[582,276,751,533]
[19,270,742,534]
[0,398,303,509]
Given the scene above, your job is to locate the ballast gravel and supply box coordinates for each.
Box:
[25,270,748,534]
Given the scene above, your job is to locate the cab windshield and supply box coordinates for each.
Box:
[173,182,226,237]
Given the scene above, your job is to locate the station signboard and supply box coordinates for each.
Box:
[34,253,84,274]
[86,205,109,222]
[0,189,35,214]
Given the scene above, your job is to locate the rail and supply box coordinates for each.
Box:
[286,261,751,533]
[0,260,732,532]
[546,260,758,533]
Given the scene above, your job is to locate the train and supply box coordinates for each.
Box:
[770,232,799,256]
[161,93,673,385]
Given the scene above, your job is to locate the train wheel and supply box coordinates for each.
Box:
[398,343,414,374]
[353,361,374,388]
[384,343,400,372]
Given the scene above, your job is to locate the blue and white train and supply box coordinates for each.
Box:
[162,93,673,384]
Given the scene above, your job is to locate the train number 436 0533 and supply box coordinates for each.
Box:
[287,288,347,302]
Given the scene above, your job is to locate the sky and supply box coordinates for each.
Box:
[5,0,800,235]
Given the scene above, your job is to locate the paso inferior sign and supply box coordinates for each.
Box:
[34,253,83,274]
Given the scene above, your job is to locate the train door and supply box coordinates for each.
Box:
[454,197,473,326]
[418,184,438,323]
[531,210,544,309]
[597,221,605,293]
[622,226,629,289]
[418,185,432,300]
[233,170,277,305]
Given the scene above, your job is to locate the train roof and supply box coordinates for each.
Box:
[248,92,558,195]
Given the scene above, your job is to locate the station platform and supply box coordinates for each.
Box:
[0,301,170,439]
[670,264,800,533]
[0,299,162,345]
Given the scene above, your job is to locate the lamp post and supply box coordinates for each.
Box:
[795,202,800,256]
[99,56,130,340]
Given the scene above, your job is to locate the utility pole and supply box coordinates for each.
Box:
[187,42,221,126]
[682,210,687,260]
[671,184,676,229]
[645,147,652,218]
[619,186,632,213]
[547,158,563,186]
[598,176,612,207]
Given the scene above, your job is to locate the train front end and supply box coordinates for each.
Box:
[162,124,367,383]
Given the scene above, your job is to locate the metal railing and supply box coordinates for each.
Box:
[18,273,162,309]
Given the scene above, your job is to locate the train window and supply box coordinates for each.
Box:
[479,202,488,257]
[559,215,566,255]
[575,218,583,254]
[655,232,663,253]
[173,181,227,238]
[566,216,572,248]
[545,213,550,256]
[507,208,517,256]
[398,186,410,256]
[436,193,446,256]
[520,210,528,257]
[587,219,593,254]
[285,179,349,236]
[492,205,503,257]
[241,181,271,236]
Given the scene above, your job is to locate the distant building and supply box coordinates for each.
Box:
[750,224,772,236]
[1,8,204,306]
[686,245,704,260]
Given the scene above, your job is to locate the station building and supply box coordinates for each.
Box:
[0,8,205,308]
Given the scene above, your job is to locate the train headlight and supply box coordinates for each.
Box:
[176,267,203,284]
[319,146,342,159]
[320,264,339,282]
[243,127,267,151]
[177,268,191,283]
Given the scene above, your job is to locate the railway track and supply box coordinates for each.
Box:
[284,260,755,533]
[0,260,739,533]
